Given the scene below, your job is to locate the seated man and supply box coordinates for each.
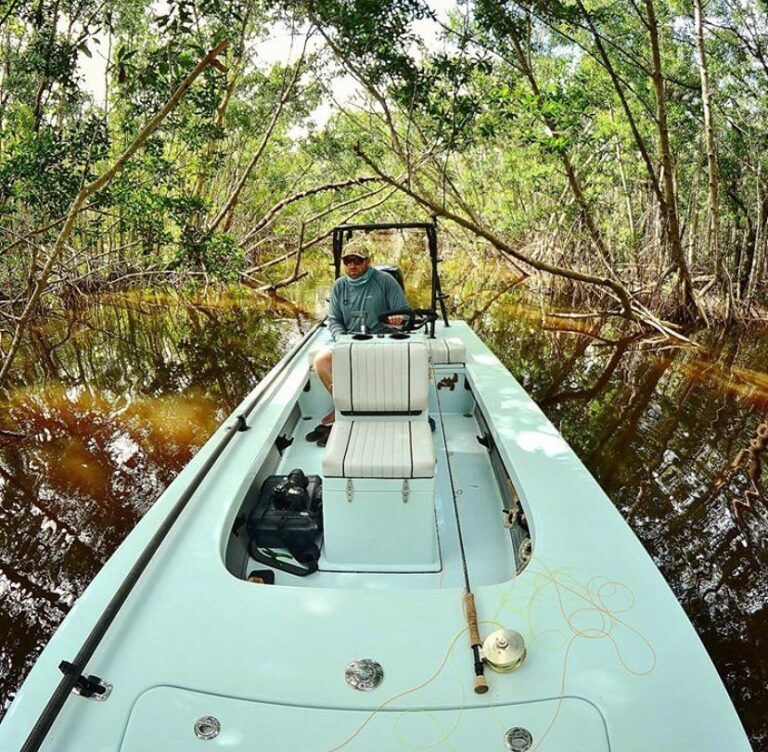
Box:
[312,240,409,430]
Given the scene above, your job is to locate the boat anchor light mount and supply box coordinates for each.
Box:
[482,629,526,673]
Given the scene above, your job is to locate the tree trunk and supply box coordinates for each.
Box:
[0,29,11,151]
[207,36,308,234]
[190,4,253,224]
[693,0,721,280]
[645,0,703,323]
[505,20,614,274]
[615,136,636,262]
[737,226,752,299]
[573,0,703,322]
[686,157,701,269]
[191,73,240,223]
[745,187,768,299]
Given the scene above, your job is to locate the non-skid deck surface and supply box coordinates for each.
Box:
[244,407,515,589]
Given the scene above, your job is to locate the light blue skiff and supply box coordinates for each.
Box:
[0,320,752,751]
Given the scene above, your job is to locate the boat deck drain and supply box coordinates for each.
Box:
[505,727,533,751]
[194,716,221,740]
[345,658,384,690]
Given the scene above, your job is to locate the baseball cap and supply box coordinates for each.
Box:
[341,237,375,261]
[341,250,369,261]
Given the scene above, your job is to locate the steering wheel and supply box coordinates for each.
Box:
[377,307,438,333]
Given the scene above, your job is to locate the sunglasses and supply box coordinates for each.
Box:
[342,256,366,266]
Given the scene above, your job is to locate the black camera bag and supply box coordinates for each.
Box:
[246,473,322,576]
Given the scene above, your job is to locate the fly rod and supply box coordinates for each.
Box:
[434,388,488,694]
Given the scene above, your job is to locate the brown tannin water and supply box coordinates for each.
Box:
[0,287,765,748]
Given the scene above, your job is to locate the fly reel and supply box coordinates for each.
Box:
[481,629,527,673]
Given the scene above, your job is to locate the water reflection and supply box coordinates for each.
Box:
[0,290,306,711]
[0,284,765,748]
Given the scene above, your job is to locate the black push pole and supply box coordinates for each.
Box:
[427,220,449,327]
[332,228,342,279]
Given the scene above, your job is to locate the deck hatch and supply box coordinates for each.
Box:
[120,687,610,751]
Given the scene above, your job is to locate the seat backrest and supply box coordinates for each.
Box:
[333,340,428,415]
[426,336,466,364]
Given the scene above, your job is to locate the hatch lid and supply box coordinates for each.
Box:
[120,686,609,751]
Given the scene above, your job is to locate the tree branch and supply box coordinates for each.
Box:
[0,40,230,386]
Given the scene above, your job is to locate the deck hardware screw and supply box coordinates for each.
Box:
[504,727,533,751]
[194,716,221,740]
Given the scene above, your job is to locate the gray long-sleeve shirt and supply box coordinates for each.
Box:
[327,268,408,339]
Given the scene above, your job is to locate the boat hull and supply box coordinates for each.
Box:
[0,321,751,751]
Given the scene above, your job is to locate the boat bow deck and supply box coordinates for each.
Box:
[0,322,751,752]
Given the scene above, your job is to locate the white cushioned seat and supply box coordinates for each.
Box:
[426,336,466,364]
[321,336,438,569]
[323,420,435,478]
[333,341,428,414]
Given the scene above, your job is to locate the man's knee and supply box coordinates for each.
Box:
[313,348,333,375]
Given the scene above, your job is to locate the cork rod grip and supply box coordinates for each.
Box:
[464,592,489,694]
[465,592,482,647]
